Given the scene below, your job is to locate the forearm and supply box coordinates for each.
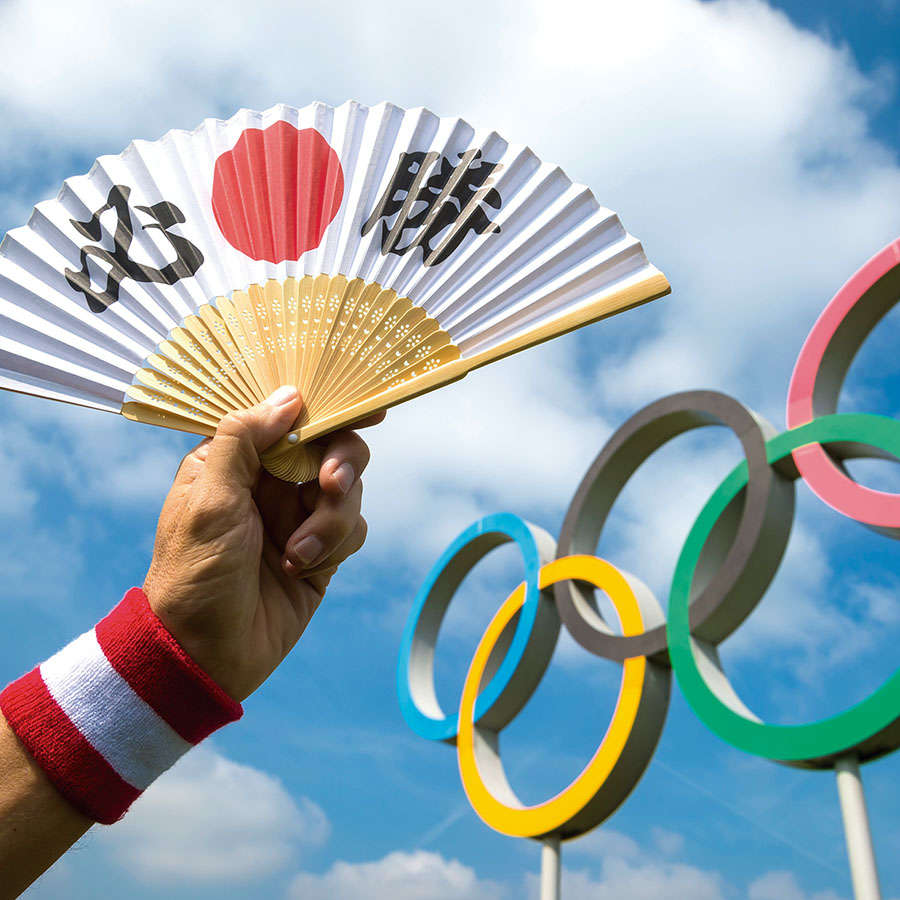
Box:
[0,713,91,898]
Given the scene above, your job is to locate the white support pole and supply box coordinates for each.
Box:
[540,836,561,900]
[835,755,882,900]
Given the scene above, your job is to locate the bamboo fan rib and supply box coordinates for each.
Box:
[122,276,460,481]
[0,101,670,482]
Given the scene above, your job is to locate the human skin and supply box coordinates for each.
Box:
[0,386,381,897]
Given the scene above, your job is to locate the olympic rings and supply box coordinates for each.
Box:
[668,414,900,769]
[457,556,670,839]
[554,391,794,661]
[786,238,900,532]
[399,239,900,840]
[397,513,557,743]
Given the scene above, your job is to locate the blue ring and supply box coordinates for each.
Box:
[396,513,546,743]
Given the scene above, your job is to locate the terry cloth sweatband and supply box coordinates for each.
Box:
[0,587,242,824]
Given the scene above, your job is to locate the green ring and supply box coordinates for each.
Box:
[667,413,900,767]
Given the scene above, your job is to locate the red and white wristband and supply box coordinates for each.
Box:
[0,588,242,824]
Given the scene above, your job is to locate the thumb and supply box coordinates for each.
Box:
[199,386,302,492]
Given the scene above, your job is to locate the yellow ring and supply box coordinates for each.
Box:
[456,555,648,838]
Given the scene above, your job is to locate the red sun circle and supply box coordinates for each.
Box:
[211,121,344,263]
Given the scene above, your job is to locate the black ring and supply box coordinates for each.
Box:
[554,390,795,662]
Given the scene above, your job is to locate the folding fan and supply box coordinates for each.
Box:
[0,102,670,482]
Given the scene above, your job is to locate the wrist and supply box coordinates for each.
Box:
[0,588,242,823]
[142,580,250,702]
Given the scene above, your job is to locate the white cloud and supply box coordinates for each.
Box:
[847,577,900,628]
[286,850,508,900]
[566,828,642,861]
[556,0,900,416]
[2,392,190,509]
[0,405,86,609]
[1,0,898,587]
[538,862,726,900]
[652,826,686,858]
[528,828,726,900]
[0,0,542,153]
[747,869,845,900]
[360,341,609,567]
[0,517,84,606]
[284,838,857,900]
[0,418,40,519]
[0,390,185,611]
[0,4,899,894]
[97,745,329,883]
[531,830,847,900]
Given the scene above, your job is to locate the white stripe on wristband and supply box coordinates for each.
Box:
[40,630,192,791]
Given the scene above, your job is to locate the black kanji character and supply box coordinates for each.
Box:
[65,185,204,314]
[361,150,502,267]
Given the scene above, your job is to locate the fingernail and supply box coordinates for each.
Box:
[293,535,323,567]
[266,385,299,407]
[334,462,355,494]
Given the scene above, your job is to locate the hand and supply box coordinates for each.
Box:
[143,386,382,701]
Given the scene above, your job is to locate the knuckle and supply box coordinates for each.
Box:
[217,409,255,442]
[177,447,195,471]
[216,410,243,435]
[185,492,227,535]
[215,412,259,463]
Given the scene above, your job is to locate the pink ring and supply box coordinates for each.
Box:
[786,238,900,527]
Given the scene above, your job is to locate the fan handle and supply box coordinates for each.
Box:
[260,438,324,483]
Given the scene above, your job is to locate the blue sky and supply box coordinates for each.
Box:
[2,0,900,897]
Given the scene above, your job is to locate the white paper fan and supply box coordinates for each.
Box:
[0,101,670,481]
